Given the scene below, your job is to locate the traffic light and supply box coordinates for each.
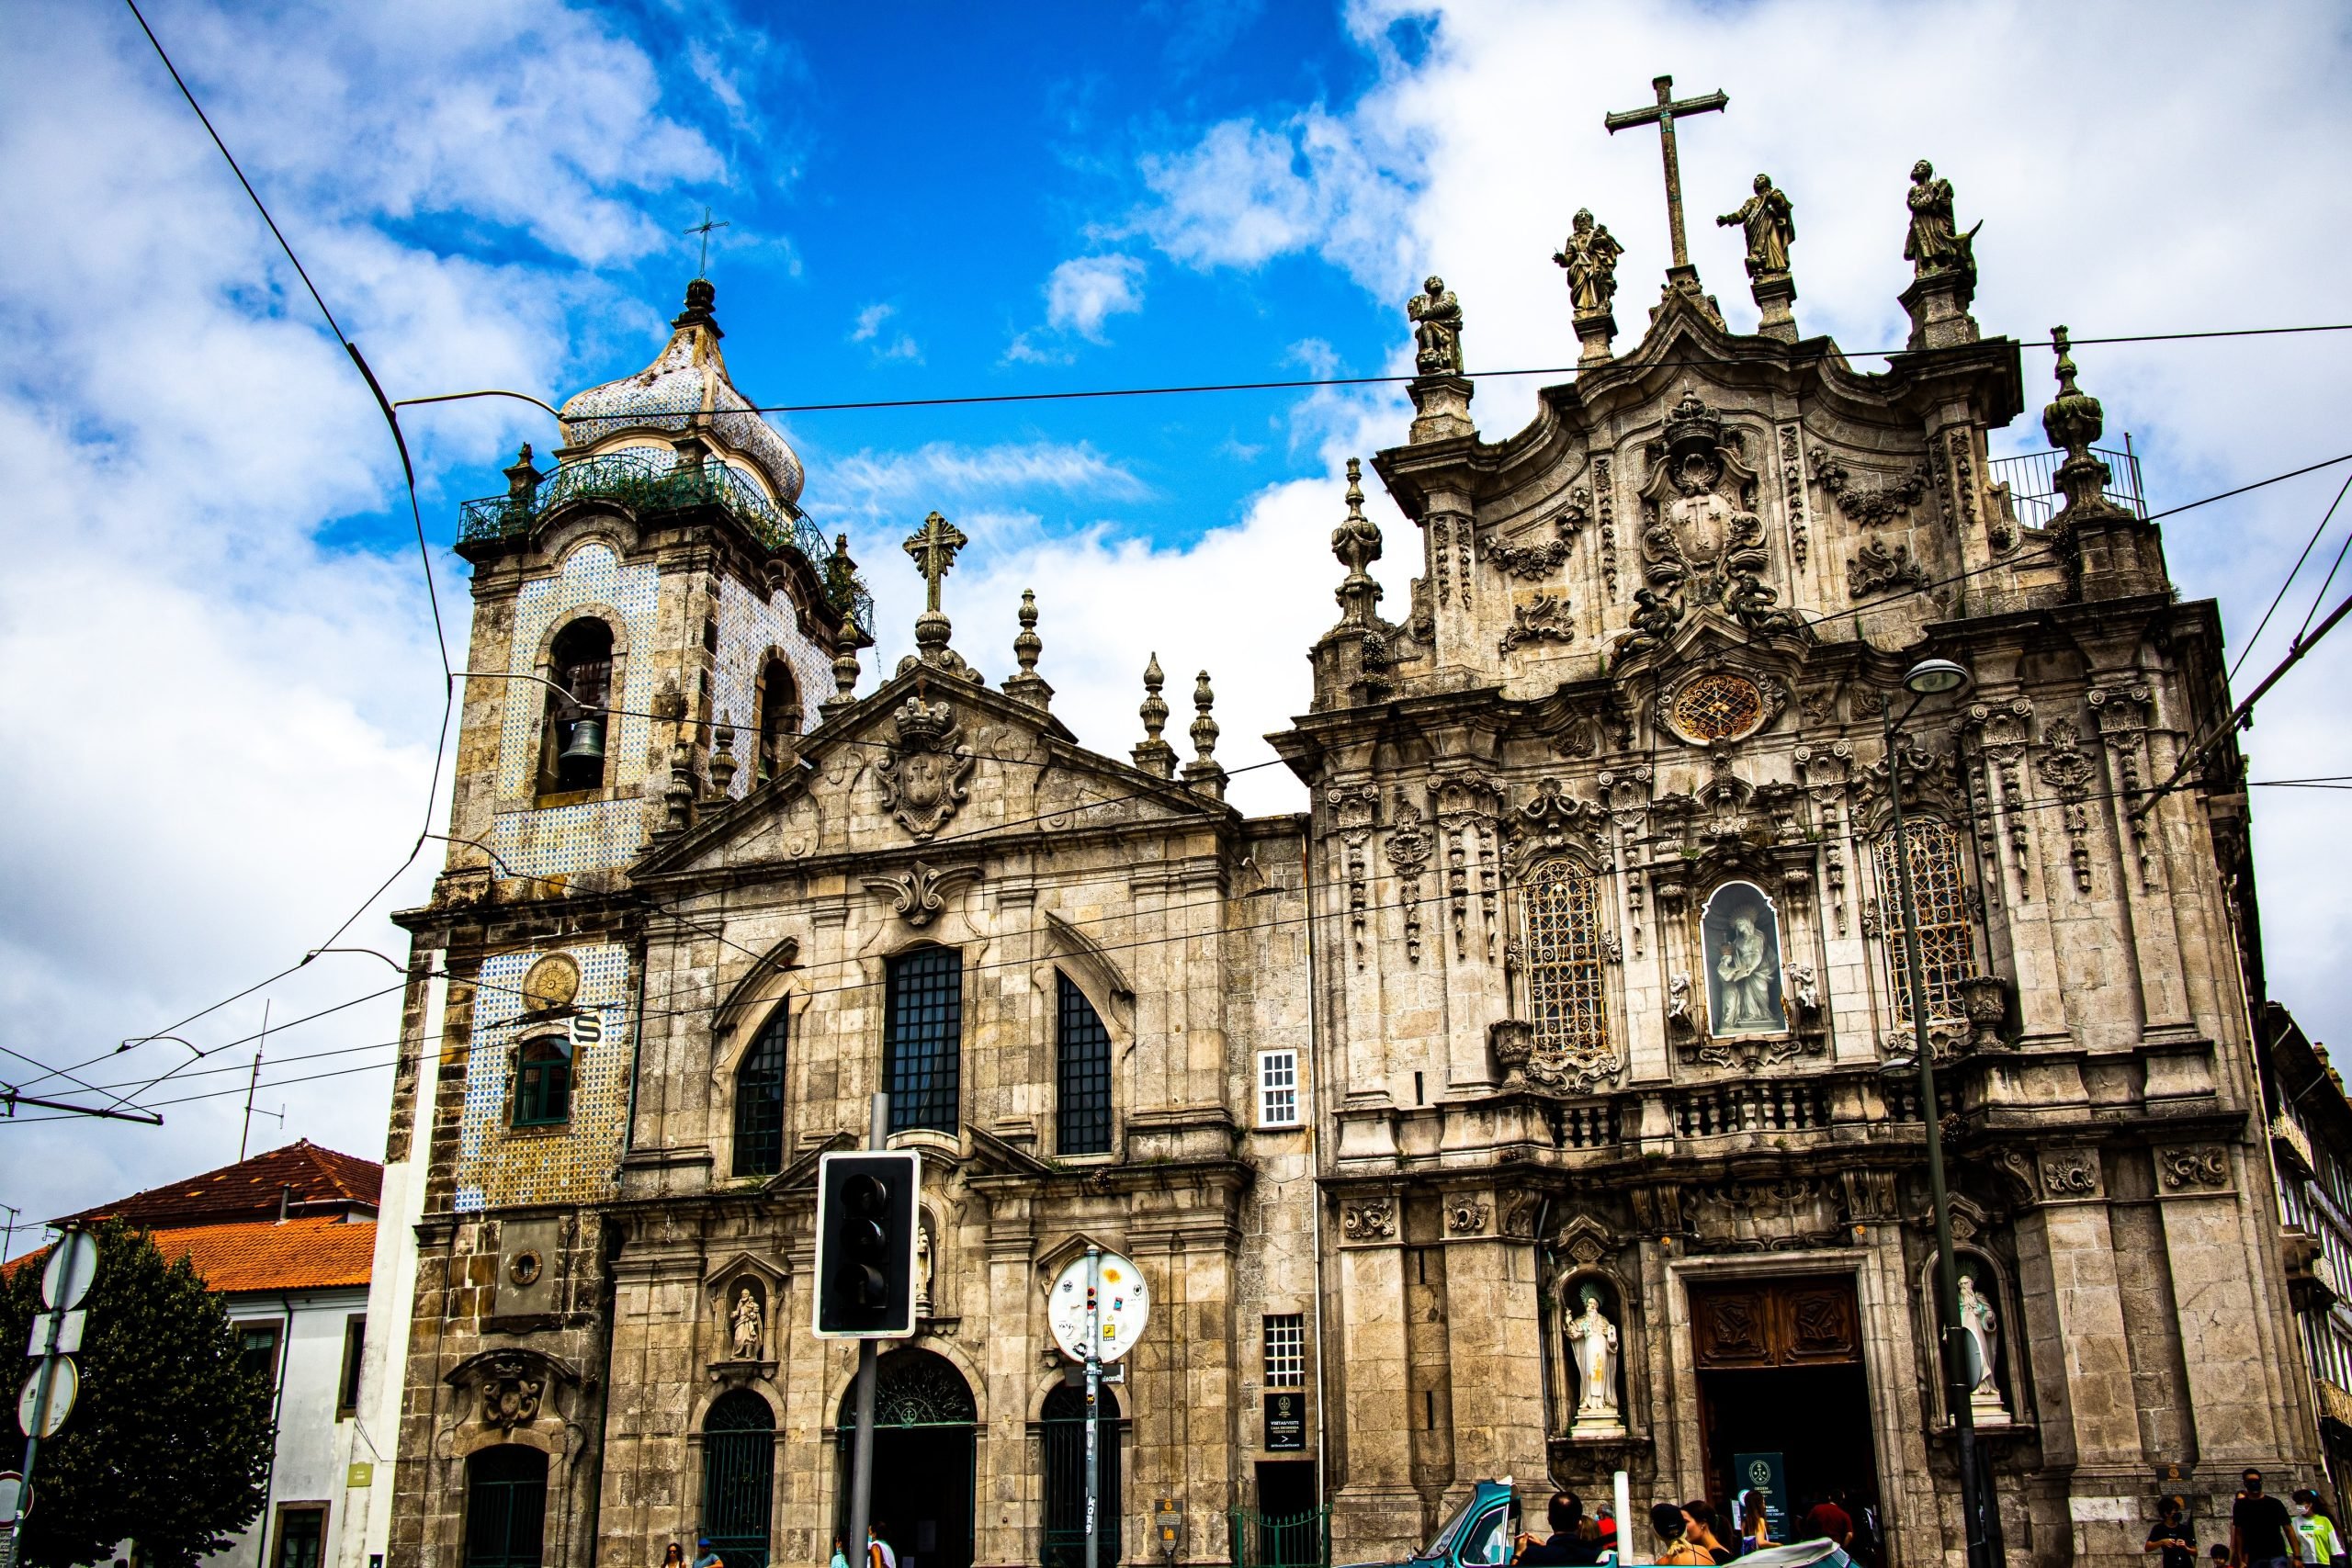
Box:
[812,1150,921,1337]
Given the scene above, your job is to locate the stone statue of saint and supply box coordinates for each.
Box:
[1905,160,1979,280]
[1957,1272,2003,1406]
[729,1284,763,1360]
[1713,913,1778,1031]
[1566,1282,1623,1433]
[1553,210,1624,318]
[1718,174,1794,278]
[1408,276,1464,375]
[915,1222,934,1317]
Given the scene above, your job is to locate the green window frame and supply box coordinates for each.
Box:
[514,1035,572,1127]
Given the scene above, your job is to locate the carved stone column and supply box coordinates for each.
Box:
[1329,1193,1423,1564]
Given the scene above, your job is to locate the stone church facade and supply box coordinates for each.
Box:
[379,165,2316,1568]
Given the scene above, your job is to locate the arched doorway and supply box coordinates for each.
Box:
[463,1445,548,1568]
[838,1348,977,1568]
[704,1388,776,1568]
[1041,1382,1124,1568]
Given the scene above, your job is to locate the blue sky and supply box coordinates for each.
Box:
[5,0,2351,1226]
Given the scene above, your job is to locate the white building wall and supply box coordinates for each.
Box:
[219,1285,370,1568]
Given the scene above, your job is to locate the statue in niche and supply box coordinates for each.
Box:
[1408,276,1464,375]
[1553,209,1624,318]
[1702,882,1785,1035]
[1904,160,1980,281]
[1566,1282,1625,1436]
[1957,1271,2008,1420]
[915,1221,934,1317]
[1718,173,1795,277]
[729,1284,763,1360]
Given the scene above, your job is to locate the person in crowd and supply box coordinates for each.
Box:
[1801,1495,1854,1551]
[692,1538,722,1568]
[2292,1490,2343,1568]
[1519,1492,1604,1567]
[2234,1470,2298,1568]
[1596,1507,1619,1564]
[1680,1500,1737,1565]
[1737,1491,1772,1553]
[830,1539,851,1568]
[660,1544,684,1568]
[1651,1502,1712,1567]
[2147,1500,2196,1568]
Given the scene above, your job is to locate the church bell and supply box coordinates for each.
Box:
[559,714,606,768]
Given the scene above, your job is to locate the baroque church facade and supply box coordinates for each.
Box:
[377,153,2317,1568]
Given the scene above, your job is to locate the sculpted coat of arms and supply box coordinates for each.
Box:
[1634,391,1796,635]
[876,694,976,840]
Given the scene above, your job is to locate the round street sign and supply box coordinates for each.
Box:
[40,1231,97,1313]
[1046,1251,1151,1364]
[0,1471,23,1526]
[17,1359,76,1440]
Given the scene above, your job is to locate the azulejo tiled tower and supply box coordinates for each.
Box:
[374,158,2316,1568]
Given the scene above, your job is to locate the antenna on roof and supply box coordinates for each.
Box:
[239,999,277,1162]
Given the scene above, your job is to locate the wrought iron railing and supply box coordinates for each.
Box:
[1230,1506,1329,1568]
[459,450,875,637]
[1985,437,2146,531]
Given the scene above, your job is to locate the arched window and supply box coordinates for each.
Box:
[1055,973,1113,1156]
[702,1389,775,1568]
[756,655,801,784]
[1041,1382,1124,1568]
[732,1010,788,1178]
[514,1035,571,1127]
[541,617,614,796]
[1872,818,1971,1026]
[463,1445,547,1568]
[886,947,962,1135]
[1521,858,1611,1060]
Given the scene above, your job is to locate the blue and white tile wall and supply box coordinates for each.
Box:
[454,942,631,1213]
[710,572,834,797]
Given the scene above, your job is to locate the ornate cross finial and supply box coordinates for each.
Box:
[1133,654,1176,778]
[1603,74,1728,272]
[903,511,969,614]
[684,206,731,277]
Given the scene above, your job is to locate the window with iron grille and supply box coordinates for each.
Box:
[1258,1049,1301,1128]
[1522,858,1611,1058]
[1263,1314,1307,1388]
[886,947,962,1134]
[1873,818,1972,1026]
[1056,972,1113,1156]
[732,1009,789,1177]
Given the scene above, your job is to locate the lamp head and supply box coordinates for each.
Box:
[1903,658,1970,696]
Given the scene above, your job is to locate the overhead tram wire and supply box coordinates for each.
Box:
[2227,470,2352,683]
[392,321,2352,425]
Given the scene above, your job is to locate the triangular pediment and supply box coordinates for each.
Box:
[635,659,1234,882]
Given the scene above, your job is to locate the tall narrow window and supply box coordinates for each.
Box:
[1522,858,1611,1061]
[733,1010,789,1177]
[1055,973,1114,1155]
[514,1036,572,1127]
[1262,1314,1307,1388]
[542,617,615,796]
[756,656,801,784]
[886,947,962,1134]
[239,1322,283,1390]
[1873,818,1971,1026]
[272,1506,327,1568]
[338,1314,367,1418]
[1258,1050,1301,1128]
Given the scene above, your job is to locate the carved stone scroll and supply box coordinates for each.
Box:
[1385,793,1432,964]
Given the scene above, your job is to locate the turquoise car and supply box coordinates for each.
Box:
[1348,1480,1523,1568]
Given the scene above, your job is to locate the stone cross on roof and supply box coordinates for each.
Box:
[683,206,730,277]
[1603,74,1728,273]
[904,510,970,614]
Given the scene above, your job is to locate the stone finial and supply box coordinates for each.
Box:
[819,645,861,724]
[1332,458,1384,622]
[1133,654,1176,778]
[503,445,544,503]
[707,715,738,799]
[896,511,981,682]
[1001,588,1054,709]
[2042,326,2128,522]
[1182,671,1226,800]
[2040,329,2164,599]
[662,737,696,837]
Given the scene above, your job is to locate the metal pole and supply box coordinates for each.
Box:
[239,999,270,1161]
[6,1228,74,1568]
[846,1092,888,1568]
[1885,707,2001,1568]
[1085,1246,1102,1568]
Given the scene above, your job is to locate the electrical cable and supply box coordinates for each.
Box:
[2228,469,2352,683]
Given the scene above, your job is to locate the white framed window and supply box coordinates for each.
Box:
[1257,1049,1302,1128]
[1263,1313,1307,1388]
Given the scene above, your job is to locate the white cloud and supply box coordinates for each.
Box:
[1044,254,1148,341]
[850,301,922,361]
[815,440,1151,519]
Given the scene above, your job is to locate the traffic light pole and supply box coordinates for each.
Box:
[1084,1246,1102,1568]
[846,1092,888,1568]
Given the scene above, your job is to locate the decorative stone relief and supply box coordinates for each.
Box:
[2091,683,2158,891]
[1329,784,1379,967]
[2040,1151,2102,1199]
[876,695,976,840]
[1446,1199,1490,1235]
[862,861,980,929]
[1848,539,1930,599]
[1778,425,1811,568]
[1384,793,1433,964]
[1594,456,1619,598]
[2159,1145,2230,1190]
[479,1354,546,1431]
[1813,449,1928,526]
[1485,489,1589,580]
[1515,777,1608,863]
[2035,718,2098,894]
[1433,771,1504,961]
[1635,392,1792,632]
[1341,1199,1397,1241]
[1944,428,1979,538]
[1968,698,2036,898]
[1658,668,1782,747]
[1600,767,1652,956]
[1500,593,1577,653]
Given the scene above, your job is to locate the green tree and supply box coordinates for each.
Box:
[1,1221,276,1568]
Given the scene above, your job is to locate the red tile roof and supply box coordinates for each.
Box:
[61,1139,381,1227]
[149,1216,377,1293]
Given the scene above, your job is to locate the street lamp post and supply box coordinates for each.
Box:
[1881,657,2005,1568]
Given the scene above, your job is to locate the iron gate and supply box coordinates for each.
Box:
[704,1389,775,1568]
[1040,1383,1122,1568]
[1228,1507,1329,1568]
[463,1446,548,1568]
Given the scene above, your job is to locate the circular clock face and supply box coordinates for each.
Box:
[1046,1250,1152,1364]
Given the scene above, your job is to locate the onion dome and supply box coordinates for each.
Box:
[557,278,806,511]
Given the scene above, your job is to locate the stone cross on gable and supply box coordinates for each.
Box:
[1603,74,1729,272]
[904,510,970,613]
[683,206,730,276]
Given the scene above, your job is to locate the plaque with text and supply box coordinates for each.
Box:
[1263,1390,1306,1451]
